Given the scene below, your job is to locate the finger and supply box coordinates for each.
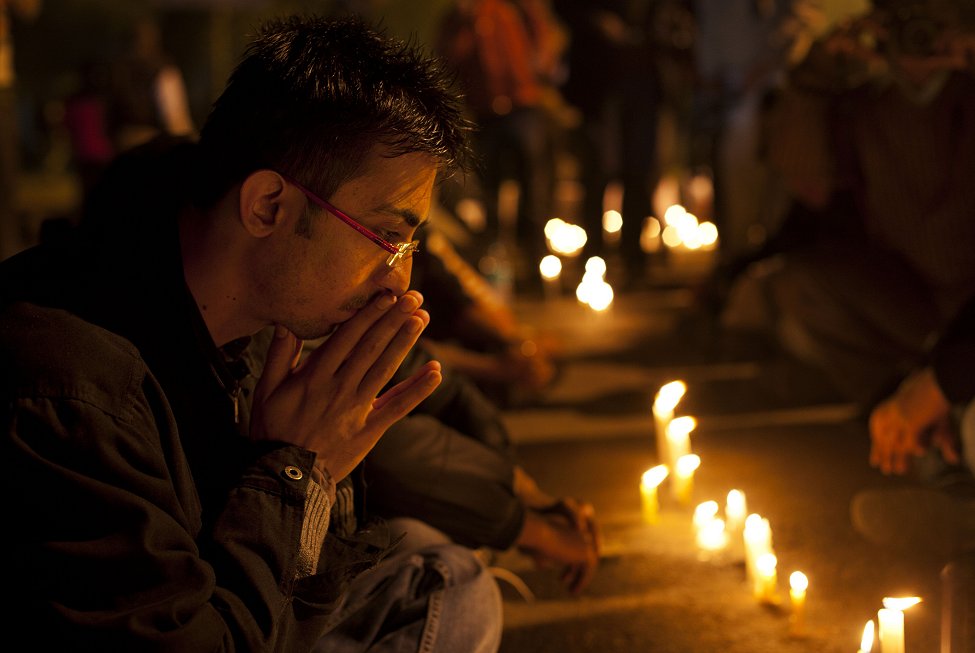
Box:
[372,360,441,411]
[332,293,424,388]
[253,325,300,403]
[356,309,431,398]
[302,291,400,381]
[366,365,442,431]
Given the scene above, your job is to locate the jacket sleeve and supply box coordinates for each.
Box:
[1,312,337,652]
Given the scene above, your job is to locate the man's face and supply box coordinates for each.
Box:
[253,147,439,340]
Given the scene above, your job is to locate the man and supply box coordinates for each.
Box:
[0,16,496,651]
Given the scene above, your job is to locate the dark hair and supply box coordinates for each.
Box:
[194,15,472,207]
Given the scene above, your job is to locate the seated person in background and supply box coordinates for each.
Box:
[852,293,975,560]
[365,344,601,595]
[411,227,560,407]
[719,0,975,410]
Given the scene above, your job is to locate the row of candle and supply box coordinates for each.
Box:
[648,380,924,650]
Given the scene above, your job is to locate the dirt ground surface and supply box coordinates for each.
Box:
[490,276,951,653]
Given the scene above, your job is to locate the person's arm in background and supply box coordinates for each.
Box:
[870,295,975,474]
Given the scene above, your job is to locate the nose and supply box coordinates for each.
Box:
[375,257,412,297]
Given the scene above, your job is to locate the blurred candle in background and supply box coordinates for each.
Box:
[789,571,808,636]
[673,454,700,506]
[640,465,668,524]
[725,489,747,560]
[858,619,875,653]
[744,514,772,588]
[754,552,779,604]
[665,415,696,476]
[538,254,562,301]
[652,381,686,474]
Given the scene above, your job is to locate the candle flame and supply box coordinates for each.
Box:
[641,465,668,489]
[676,454,701,476]
[666,416,697,440]
[882,596,922,611]
[789,571,808,592]
[602,210,623,234]
[860,619,875,651]
[654,380,686,412]
[693,500,719,527]
[539,255,562,280]
[725,489,746,518]
[755,552,777,574]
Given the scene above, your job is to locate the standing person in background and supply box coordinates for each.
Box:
[109,16,194,153]
[437,0,558,294]
[0,0,41,260]
[553,0,661,290]
[0,16,499,651]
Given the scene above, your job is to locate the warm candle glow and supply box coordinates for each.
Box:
[754,552,778,603]
[882,597,922,611]
[539,255,562,280]
[693,500,719,529]
[602,210,623,234]
[666,416,697,440]
[641,465,669,490]
[675,454,700,476]
[696,517,727,552]
[859,619,875,653]
[673,454,701,506]
[545,218,587,256]
[878,608,905,653]
[640,465,668,524]
[665,416,695,461]
[789,571,808,636]
[654,381,687,414]
[789,571,808,592]
[725,489,747,534]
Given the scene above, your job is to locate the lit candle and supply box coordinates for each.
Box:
[673,454,700,506]
[640,465,668,524]
[696,516,727,554]
[878,597,922,653]
[538,255,562,300]
[693,500,719,530]
[858,619,875,653]
[877,609,904,653]
[724,489,747,560]
[743,514,772,587]
[789,571,808,636]
[652,381,686,473]
[665,415,696,482]
[725,489,747,535]
[692,501,726,556]
[754,552,779,604]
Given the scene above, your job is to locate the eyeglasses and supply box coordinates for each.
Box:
[281,174,419,269]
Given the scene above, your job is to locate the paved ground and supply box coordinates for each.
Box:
[490,256,947,653]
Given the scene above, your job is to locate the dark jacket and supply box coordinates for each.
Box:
[0,141,363,651]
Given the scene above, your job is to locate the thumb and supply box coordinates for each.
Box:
[255,325,301,400]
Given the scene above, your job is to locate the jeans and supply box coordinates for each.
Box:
[314,518,503,653]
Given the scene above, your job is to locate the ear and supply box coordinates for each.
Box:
[238,170,293,238]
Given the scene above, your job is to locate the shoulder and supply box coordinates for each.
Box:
[0,302,148,418]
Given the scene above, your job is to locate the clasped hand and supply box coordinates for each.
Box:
[249,290,442,482]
